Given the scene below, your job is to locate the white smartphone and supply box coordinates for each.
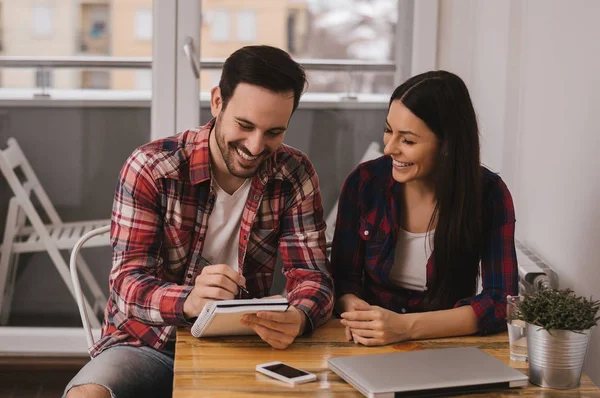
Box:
[255,361,317,385]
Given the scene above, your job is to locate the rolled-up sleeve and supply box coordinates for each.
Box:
[279,158,334,331]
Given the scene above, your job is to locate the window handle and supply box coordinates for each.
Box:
[182,36,200,79]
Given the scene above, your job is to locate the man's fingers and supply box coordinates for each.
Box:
[207,274,240,295]
[243,314,296,335]
[196,273,239,296]
[255,310,297,324]
[201,264,246,286]
[196,286,235,301]
[242,319,291,349]
[341,310,376,321]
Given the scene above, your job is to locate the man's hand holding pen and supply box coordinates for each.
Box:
[182,263,247,319]
[182,258,306,350]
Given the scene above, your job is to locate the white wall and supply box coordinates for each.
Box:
[437,0,511,174]
[438,0,600,386]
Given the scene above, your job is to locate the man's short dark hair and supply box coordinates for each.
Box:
[219,45,307,112]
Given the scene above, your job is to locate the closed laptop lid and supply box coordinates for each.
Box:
[328,347,528,397]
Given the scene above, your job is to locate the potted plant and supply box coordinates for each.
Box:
[509,288,600,389]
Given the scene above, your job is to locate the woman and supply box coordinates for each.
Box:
[331,70,517,346]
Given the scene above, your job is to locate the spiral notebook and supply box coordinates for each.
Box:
[190,298,290,337]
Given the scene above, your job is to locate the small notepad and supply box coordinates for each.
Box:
[190,298,290,338]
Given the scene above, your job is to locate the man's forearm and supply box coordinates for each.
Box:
[112,271,194,326]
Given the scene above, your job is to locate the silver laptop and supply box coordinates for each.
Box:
[328,346,528,398]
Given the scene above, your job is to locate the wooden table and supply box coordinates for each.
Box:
[174,319,599,397]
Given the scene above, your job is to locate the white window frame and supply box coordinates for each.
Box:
[236,10,257,42]
[152,0,201,140]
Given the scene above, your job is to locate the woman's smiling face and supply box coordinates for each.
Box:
[383,100,440,184]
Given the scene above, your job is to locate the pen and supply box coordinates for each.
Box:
[237,284,251,295]
[199,256,251,297]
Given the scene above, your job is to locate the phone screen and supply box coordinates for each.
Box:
[263,363,309,379]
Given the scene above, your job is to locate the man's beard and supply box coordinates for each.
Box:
[214,115,269,179]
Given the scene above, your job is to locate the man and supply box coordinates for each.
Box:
[65,45,334,398]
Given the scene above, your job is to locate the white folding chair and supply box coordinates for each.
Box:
[70,225,111,354]
[0,137,110,326]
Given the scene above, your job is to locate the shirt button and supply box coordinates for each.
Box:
[253,195,260,200]
[363,230,369,236]
[401,308,407,313]
[187,273,193,279]
[158,338,164,343]
[243,235,248,240]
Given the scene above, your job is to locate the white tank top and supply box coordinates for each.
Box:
[389,228,434,291]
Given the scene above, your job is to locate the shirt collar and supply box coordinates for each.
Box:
[188,119,214,185]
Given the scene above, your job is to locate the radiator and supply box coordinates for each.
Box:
[515,240,558,294]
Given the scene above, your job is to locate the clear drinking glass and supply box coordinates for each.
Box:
[506,295,528,361]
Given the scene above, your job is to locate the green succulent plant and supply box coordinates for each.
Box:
[508,288,600,332]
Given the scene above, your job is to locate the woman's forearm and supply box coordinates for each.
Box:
[403,305,479,340]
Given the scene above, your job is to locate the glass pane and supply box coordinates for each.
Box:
[0,1,154,331]
[199,0,404,95]
[0,1,153,90]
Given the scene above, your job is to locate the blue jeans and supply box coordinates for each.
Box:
[63,341,175,398]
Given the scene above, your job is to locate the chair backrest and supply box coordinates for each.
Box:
[0,137,63,228]
[69,224,111,355]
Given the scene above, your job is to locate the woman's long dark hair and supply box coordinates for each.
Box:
[390,70,482,310]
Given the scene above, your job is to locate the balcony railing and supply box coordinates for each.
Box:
[0,56,395,72]
[0,56,395,106]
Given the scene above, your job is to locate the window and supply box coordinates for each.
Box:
[135,9,153,41]
[35,69,53,88]
[237,10,256,42]
[80,4,110,54]
[32,5,54,38]
[135,70,152,90]
[211,10,230,42]
[196,0,405,95]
